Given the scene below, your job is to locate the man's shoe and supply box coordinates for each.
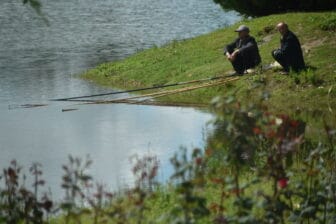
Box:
[225,71,238,77]
[263,61,282,70]
[246,68,255,74]
[225,71,244,77]
[279,71,289,75]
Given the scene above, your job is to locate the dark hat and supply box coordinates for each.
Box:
[235,25,250,32]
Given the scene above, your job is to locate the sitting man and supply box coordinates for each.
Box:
[224,25,261,75]
[272,22,305,74]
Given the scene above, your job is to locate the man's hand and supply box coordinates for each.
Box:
[226,50,239,62]
[226,52,232,61]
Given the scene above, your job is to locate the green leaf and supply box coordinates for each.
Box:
[288,213,299,222]
[300,206,316,218]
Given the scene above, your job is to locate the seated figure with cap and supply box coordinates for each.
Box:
[224,25,261,75]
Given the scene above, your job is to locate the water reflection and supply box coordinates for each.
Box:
[0,103,212,199]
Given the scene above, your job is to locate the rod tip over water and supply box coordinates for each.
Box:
[62,108,79,112]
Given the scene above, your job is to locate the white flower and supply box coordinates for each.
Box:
[275,118,283,125]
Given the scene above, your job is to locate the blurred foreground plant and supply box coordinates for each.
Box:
[0,161,52,223]
[0,96,335,223]
[167,148,209,224]
[206,94,335,223]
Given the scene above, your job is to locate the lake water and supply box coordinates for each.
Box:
[0,0,240,199]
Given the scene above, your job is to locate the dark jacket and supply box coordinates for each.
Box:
[279,30,305,71]
[224,36,261,67]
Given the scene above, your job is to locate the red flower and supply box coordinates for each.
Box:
[253,127,262,135]
[266,130,276,138]
[211,178,223,184]
[277,178,288,189]
[279,114,289,120]
[230,188,243,195]
[269,119,276,125]
[264,111,272,116]
[290,120,299,128]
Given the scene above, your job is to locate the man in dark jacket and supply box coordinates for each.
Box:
[272,22,305,74]
[224,25,261,75]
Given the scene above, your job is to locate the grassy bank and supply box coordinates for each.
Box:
[82,12,336,115]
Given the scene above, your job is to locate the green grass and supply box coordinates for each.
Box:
[81,12,336,115]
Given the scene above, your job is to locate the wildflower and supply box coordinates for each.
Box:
[290,120,299,128]
[230,188,243,195]
[275,118,283,125]
[266,130,276,138]
[277,178,288,189]
[195,157,203,166]
[211,178,223,184]
[149,166,158,179]
[253,127,262,135]
[269,119,276,125]
[105,192,114,198]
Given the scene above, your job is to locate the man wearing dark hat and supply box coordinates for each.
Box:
[272,22,305,74]
[224,25,261,75]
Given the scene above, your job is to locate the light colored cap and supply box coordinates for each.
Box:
[235,25,250,32]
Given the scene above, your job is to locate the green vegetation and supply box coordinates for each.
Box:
[213,0,336,16]
[82,12,336,117]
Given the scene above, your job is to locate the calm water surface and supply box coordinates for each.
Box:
[0,0,240,198]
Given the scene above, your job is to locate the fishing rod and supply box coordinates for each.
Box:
[69,77,239,104]
[51,75,233,102]
[57,77,239,112]
[110,77,238,103]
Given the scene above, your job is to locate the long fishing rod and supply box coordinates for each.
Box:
[10,75,240,110]
[51,75,232,102]
[76,77,239,104]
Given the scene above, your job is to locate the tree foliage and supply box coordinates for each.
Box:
[22,0,42,15]
[214,0,336,16]
[22,0,49,24]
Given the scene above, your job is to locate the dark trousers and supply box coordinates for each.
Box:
[231,54,246,75]
[228,49,258,75]
[272,50,290,72]
[272,50,305,72]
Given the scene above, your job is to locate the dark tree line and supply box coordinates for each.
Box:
[22,0,41,13]
[214,0,336,16]
[22,0,49,24]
